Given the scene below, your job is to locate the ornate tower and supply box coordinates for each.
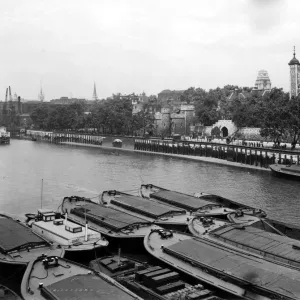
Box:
[289,46,300,99]
[254,70,271,90]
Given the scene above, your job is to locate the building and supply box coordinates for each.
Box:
[50,97,86,105]
[254,70,271,91]
[154,104,195,136]
[289,47,300,99]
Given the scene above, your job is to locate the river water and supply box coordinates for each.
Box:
[0,139,299,226]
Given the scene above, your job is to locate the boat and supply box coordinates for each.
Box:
[270,163,300,180]
[193,192,266,218]
[0,213,64,288]
[101,190,192,231]
[20,254,142,300]
[227,209,300,241]
[0,285,22,300]
[140,184,238,218]
[203,223,300,269]
[90,254,224,300]
[61,196,153,252]
[144,226,300,300]
[30,208,109,262]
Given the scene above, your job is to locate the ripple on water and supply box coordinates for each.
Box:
[0,140,300,226]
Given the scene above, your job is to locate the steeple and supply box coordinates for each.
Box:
[38,87,45,102]
[92,82,98,101]
[289,46,300,66]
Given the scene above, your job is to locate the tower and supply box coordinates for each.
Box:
[254,70,271,91]
[92,82,98,101]
[289,46,300,99]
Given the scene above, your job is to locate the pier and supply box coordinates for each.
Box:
[134,138,300,169]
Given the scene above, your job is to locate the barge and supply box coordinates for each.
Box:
[0,214,64,288]
[61,196,154,252]
[140,184,237,218]
[270,163,300,180]
[30,209,109,262]
[101,190,191,231]
[21,255,142,300]
[144,226,300,300]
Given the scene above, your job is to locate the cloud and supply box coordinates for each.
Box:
[246,0,287,33]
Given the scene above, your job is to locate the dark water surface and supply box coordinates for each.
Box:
[1,139,299,226]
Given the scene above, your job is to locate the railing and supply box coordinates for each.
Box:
[134,138,300,169]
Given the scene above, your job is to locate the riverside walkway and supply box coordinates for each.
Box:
[10,130,300,171]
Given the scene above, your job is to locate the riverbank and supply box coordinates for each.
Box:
[60,141,270,172]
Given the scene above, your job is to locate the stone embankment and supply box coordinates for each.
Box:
[10,130,300,171]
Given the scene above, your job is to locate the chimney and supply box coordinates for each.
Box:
[18,96,22,114]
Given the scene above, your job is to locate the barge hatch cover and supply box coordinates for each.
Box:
[42,273,137,300]
[164,238,300,299]
[149,190,215,211]
[111,194,184,218]
[71,203,150,231]
[0,218,47,253]
[211,225,300,267]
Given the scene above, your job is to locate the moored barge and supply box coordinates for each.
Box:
[144,226,300,300]
[61,196,154,251]
[30,209,109,262]
[21,255,142,300]
[270,163,300,180]
[140,184,237,218]
[101,190,191,231]
[0,214,64,290]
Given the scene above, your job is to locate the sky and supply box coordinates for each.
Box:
[0,0,298,100]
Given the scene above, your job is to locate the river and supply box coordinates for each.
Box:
[0,139,299,226]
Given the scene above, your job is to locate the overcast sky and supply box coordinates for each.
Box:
[0,0,297,100]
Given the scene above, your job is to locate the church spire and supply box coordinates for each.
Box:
[92,82,98,101]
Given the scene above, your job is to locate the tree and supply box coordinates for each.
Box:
[30,104,50,129]
[285,95,300,149]
[258,88,290,145]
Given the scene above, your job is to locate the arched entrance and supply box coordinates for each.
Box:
[221,127,228,137]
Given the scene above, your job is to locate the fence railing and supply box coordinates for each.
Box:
[134,138,300,168]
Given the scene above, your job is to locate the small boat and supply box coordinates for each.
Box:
[270,163,300,180]
[144,226,300,300]
[140,184,238,218]
[21,255,142,300]
[91,254,223,300]
[61,196,153,252]
[0,214,64,285]
[101,190,192,231]
[30,209,109,262]
[0,285,22,300]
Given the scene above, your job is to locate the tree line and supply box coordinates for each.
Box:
[28,97,155,136]
[3,86,300,146]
